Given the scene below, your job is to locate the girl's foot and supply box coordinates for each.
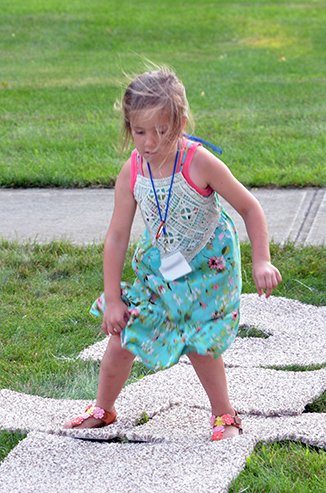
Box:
[63,405,117,430]
[210,410,242,441]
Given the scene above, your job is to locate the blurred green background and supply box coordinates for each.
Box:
[1,0,326,187]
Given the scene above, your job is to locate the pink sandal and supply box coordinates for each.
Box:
[210,410,243,441]
[64,405,117,429]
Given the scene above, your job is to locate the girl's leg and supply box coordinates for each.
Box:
[64,334,135,429]
[187,352,239,438]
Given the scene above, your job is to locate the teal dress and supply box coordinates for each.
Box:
[91,140,241,370]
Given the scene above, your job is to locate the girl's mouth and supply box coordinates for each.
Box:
[144,151,156,159]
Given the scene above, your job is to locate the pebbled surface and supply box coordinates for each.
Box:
[1,295,326,492]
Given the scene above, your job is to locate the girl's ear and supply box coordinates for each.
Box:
[182,118,188,131]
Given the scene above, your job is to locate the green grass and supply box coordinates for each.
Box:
[1,239,325,395]
[1,0,326,187]
[0,239,137,395]
[1,239,325,394]
[229,440,326,493]
[241,242,326,306]
[1,239,326,482]
[237,325,270,339]
[0,431,26,463]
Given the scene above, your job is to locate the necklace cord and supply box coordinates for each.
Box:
[147,146,180,239]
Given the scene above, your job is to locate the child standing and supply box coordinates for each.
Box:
[64,68,281,440]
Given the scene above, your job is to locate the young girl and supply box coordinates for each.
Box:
[64,68,282,440]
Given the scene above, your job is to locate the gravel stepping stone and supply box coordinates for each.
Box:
[0,430,256,493]
[1,365,325,440]
[1,413,325,493]
[244,413,326,449]
[127,407,326,450]
[1,295,326,491]
[224,294,326,368]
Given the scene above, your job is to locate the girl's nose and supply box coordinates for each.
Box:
[145,132,158,149]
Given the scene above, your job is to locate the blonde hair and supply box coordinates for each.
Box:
[120,67,193,150]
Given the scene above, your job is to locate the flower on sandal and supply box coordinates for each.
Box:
[93,407,105,419]
[214,416,224,427]
[213,425,225,433]
[210,415,216,427]
[221,414,234,425]
[212,431,224,441]
[71,416,84,426]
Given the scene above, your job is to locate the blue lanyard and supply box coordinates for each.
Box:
[183,134,222,155]
[147,146,179,240]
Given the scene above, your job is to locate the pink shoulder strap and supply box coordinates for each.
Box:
[181,140,214,197]
[178,140,200,172]
[130,149,143,194]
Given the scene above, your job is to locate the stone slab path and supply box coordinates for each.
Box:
[1,294,326,492]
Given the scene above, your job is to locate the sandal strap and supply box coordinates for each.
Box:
[231,410,243,433]
[71,405,117,427]
[100,408,117,425]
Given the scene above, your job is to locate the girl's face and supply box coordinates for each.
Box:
[130,108,178,167]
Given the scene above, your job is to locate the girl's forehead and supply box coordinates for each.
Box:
[130,108,170,129]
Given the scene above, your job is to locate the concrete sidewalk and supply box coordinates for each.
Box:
[1,188,326,245]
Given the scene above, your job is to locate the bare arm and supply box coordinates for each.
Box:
[102,158,137,335]
[190,146,282,297]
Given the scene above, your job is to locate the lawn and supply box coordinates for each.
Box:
[1,0,326,187]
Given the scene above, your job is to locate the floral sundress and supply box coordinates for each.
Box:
[91,139,241,370]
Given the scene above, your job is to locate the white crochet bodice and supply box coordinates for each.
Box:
[134,171,221,262]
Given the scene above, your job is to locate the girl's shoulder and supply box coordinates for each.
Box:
[190,142,218,164]
[190,143,227,176]
[185,142,228,194]
[114,156,138,207]
[117,156,132,187]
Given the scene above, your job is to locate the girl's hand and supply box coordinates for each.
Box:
[102,300,130,336]
[252,261,282,298]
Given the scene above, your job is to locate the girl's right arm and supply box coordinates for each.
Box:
[102,158,137,336]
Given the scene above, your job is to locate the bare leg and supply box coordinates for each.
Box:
[63,334,135,429]
[187,352,239,438]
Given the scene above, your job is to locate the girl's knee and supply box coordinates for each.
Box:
[187,351,207,363]
[105,335,135,362]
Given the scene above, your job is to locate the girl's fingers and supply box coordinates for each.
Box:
[266,274,275,298]
[109,328,121,336]
[107,325,120,336]
[102,320,109,336]
[108,322,123,335]
[107,314,130,335]
[103,303,131,336]
[265,283,273,298]
[256,269,282,298]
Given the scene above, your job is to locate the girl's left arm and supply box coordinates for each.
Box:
[192,147,282,297]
